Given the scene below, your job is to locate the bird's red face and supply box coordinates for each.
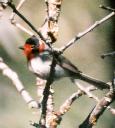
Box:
[23,44,33,57]
[20,41,45,60]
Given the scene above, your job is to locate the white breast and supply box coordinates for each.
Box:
[29,57,50,78]
[29,56,66,80]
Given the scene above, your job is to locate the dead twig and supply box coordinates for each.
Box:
[0,57,40,109]
[60,8,115,53]
[79,77,115,128]
[7,1,46,42]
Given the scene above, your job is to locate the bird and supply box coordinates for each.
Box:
[19,35,109,90]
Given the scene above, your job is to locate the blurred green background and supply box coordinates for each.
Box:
[0,0,115,128]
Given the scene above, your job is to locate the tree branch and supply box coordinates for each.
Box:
[46,84,97,128]
[39,56,57,127]
[7,1,46,42]
[39,0,63,44]
[38,0,63,127]
[60,9,115,53]
[79,76,115,128]
[10,0,26,20]
[0,57,40,109]
[9,0,34,36]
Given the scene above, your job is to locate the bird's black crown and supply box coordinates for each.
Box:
[26,35,39,46]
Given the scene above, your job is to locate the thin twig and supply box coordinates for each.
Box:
[60,10,115,53]
[11,22,34,36]
[0,0,9,8]
[10,0,26,20]
[76,82,114,114]
[48,84,97,128]
[76,83,99,101]
[100,5,115,12]
[39,0,63,44]
[7,1,46,42]
[79,92,115,128]
[9,0,33,35]
[79,76,115,128]
[101,51,115,59]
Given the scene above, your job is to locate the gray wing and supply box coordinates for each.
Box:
[57,55,82,75]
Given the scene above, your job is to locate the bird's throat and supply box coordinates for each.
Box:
[26,53,35,60]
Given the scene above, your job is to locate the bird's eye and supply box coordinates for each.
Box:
[31,45,35,49]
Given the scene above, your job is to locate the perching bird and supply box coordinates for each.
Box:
[19,35,109,89]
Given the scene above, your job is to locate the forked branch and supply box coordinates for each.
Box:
[79,78,115,128]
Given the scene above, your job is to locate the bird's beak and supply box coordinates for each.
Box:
[19,46,24,50]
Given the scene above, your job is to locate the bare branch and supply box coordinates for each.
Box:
[46,87,55,128]
[7,1,46,42]
[48,84,97,128]
[79,83,115,128]
[100,5,115,12]
[36,77,46,103]
[38,0,63,127]
[0,0,9,8]
[39,56,57,127]
[46,90,84,128]
[11,22,34,36]
[76,83,99,101]
[108,107,115,115]
[39,0,63,44]
[9,0,34,36]
[60,10,115,53]
[10,0,26,20]
[76,82,115,115]
[80,92,115,128]
[0,57,39,109]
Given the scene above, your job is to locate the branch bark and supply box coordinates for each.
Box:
[79,79,115,128]
[38,0,63,127]
[60,10,115,53]
[0,57,39,109]
[39,0,63,44]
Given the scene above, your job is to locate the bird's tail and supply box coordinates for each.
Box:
[78,73,110,90]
